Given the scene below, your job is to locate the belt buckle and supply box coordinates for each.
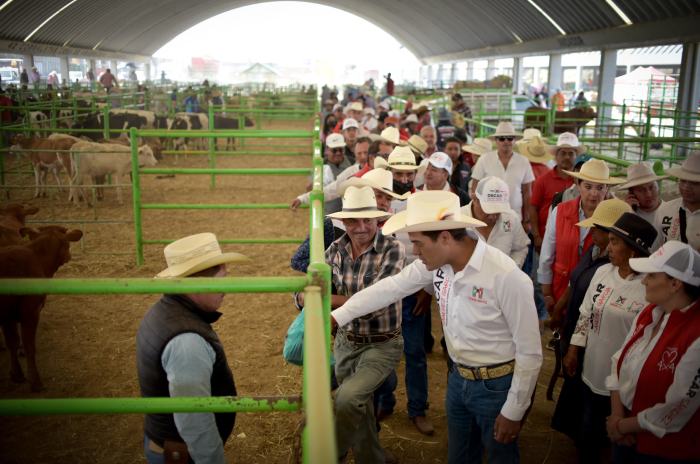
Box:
[477,366,489,380]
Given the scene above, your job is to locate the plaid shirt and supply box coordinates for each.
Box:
[326,231,405,336]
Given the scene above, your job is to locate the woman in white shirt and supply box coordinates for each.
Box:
[563,212,658,462]
[606,241,700,463]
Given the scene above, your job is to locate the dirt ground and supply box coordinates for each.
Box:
[0,120,577,463]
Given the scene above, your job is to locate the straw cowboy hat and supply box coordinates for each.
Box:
[619,162,668,190]
[666,151,700,182]
[387,146,420,171]
[462,137,492,156]
[347,101,363,113]
[406,134,428,157]
[383,190,486,235]
[340,168,406,199]
[563,159,626,185]
[576,198,631,228]
[516,136,554,164]
[378,126,400,145]
[548,132,587,156]
[327,186,391,220]
[489,121,521,139]
[403,114,419,125]
[156,233,250,278]
[520,128,543,141]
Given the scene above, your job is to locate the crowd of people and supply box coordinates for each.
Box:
[135,93,699,464]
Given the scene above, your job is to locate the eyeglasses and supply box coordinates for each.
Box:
[331,148,344,154]
[496,136,515,142]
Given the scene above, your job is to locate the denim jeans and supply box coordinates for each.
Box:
[446,369,519,464]
[401,293,429,417]
[524,243,547,321]
[144,436,165,464]
[334,330,404,464]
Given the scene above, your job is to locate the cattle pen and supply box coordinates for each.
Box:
[0,110,338,463]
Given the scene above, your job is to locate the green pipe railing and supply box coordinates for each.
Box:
[141,203,308,210]
[0,396,301,416]
[142,238,303,245]
[140,167,311,175]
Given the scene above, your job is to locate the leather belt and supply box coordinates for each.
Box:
[456,360,515,381]
[344,329,400,344]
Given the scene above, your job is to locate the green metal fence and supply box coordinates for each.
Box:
[0,102,337,463]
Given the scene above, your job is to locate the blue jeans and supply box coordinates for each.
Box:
[144,436,165,464]
[524,243,547,321]
[401,293,429,417]
[446,369,519,464]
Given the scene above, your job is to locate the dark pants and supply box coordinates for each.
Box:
[580,385,612,463]
[613,444,698,464]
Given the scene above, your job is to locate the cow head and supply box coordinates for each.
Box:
[1,204,39,226]
[138,145,158,167]
[26,226,83,276]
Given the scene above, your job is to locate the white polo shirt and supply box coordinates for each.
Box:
[654,197,700,251]
[570,263,647,395]
[297,163,362,205]
[462,202,530,267]
[332,237,543,421]
[471,150,535,219]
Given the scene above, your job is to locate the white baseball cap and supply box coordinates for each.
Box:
[342,118,359,130]
[475,176,511,214]
[326,133,346,149]
[629,241,700,285]
[427,152,453,174]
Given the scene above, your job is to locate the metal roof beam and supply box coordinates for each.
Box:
[0,38,150,61]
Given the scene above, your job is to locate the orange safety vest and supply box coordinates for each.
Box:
[552,198,593,301]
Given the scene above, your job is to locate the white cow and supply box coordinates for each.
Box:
[27,111,49,137]
[69,141,157,206]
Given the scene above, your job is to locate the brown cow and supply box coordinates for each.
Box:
[0,204,39,246]
[524,106,596,135]
[9,135,79,198]
[0,226,83,391]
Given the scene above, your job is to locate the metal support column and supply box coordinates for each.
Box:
[486,59,496,80]
[465,61,474,81]
[449,62,458,85]
[512,57,524,94]
[427,65,434,88]
[548,53,563,93]
[59,56,70,86]
[674,42,700,159]
[22,54,34,72]
[596,49,617,134]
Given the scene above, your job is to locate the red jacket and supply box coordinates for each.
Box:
[617,301,700,460]
[552,198,593,301]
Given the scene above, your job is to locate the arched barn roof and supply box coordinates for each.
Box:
[1,0,700,62]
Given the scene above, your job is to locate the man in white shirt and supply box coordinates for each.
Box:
[618,162,667,227]
[462,176,530,267]
[655,152,700,251]
[471,121,535,223]
[331,191,543,463]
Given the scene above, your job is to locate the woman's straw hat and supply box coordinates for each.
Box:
[157,233,250,278]
[382,190,485,235]
[563,159,626,185]
[576,198,631,228]
[327,186,391,219]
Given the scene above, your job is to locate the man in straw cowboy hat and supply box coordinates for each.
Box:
[515,128,553,180]
[137,233,250,464]
[654,151,700,251]
[471,121,535,223]
[325,186,405,463]
[618,162,667,227]
[331,190,543,463]
[537,159,625,314]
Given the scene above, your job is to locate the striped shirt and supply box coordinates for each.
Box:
[326,231,405,336]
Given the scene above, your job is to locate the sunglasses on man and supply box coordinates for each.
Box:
[330,147,344,154]
[496,136,515,142]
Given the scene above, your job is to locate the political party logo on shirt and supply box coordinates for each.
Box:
[628,301,645,314]
[658,347,678,373]
[591,282,612,334]
[661,215,680,240]
[502,220,511,232]
[434,267,451,325]
[469,285,487,304]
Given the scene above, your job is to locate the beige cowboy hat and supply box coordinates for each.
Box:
[548,132,587,156]
[388,146,419,171]
[340,168,406,200]
[516,136,554,164]
[378,126,400,145]
[520,128,543,141]
[403,114,419,125]
[576,198,632,228]
[327,186,391,219]
[619,162,668,190]
[383,190,486,235]
[666,151,700,182]
[462,137,492,156]
[489,121,521,139]
[406,134,428,157]
[156,233,250,278]
[346,101,363,113]
[563,159,626,185]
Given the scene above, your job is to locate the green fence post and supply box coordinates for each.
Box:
[643,106,652,161]
[130,127,144,266]
[208,105,216,189]
[144,88,150,111]
[618,103,626,161]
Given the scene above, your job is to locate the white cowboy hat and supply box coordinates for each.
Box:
[462,137,492,157]
[548,132,587,155]
[576,198,632,228]
[489,121,521,138]
[666,151,700,182]
[403,114,419,125]
[382,191,486,235]
[388,146,419,171]
[156,233,250,278]
[327,186,391,219]
[378,126,400,145]
[563,159,626,185]
[406,134,428,157]
[347,101,363,113]
[619,162,668,189]
[516,136,554,164]
[340,168,406,199]
[472,176,512,214]
[521,128,543,141]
